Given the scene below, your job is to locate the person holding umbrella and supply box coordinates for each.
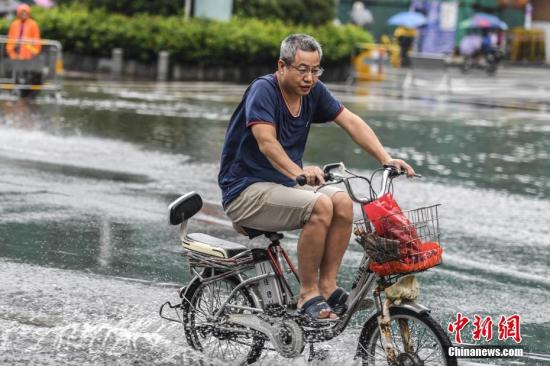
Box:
[394,26,417,67]
[459,13,507,74]
[387,11,427,68]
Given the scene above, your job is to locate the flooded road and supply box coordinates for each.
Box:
[1,77,549,365]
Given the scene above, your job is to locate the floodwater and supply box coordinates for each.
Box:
[1,73,549,365]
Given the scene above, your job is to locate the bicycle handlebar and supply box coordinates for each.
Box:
[376,166,398,199]
[295,173,332,186]
[296,164,421,203]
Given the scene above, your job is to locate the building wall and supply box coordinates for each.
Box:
[532,0,550,21]
[499,7,525,28]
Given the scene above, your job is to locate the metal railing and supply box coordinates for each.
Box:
[0,36,63,93]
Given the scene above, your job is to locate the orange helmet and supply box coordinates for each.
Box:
[17,4,31,18]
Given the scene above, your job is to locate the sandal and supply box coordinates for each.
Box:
[298,295,339,321]
[326,287,349,316]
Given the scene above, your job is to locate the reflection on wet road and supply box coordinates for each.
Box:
[1,76,549,365]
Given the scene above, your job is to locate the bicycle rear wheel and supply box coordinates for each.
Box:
[182,270,265,364]
[357,307,457,366]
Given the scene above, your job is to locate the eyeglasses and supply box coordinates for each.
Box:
[286,63,324,77]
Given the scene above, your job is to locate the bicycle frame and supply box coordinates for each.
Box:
[180,241,382,345]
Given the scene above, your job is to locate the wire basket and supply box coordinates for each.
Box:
[354,204,442,276]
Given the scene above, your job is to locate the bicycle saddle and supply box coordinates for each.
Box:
[183,233,248,259]
[233,223,284,242]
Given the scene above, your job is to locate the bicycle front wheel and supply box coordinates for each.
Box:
[357,307,457,366]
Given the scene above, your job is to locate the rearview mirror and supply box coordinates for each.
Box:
[323,162,345,175]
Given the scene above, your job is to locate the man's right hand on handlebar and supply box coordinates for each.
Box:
[297,166,325,186]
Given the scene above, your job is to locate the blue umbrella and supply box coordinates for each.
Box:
[460,12,508,30]
[387,11,427,28]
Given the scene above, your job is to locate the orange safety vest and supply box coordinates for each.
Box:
[6,18,42,60]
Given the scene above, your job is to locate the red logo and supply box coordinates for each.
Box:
[498,314,522,343]
[448,312,470,344]
[473,315,493,341]
[448,313,522,344]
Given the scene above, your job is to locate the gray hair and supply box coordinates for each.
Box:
[279,34,323,64]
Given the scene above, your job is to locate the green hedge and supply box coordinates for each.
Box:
[0,5,373,66]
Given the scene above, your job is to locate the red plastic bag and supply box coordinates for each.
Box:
[362,193,421,252]
[362,193,443,276]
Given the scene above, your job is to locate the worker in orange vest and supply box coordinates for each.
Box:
[6,4,42,60]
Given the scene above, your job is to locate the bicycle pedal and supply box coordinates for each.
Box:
[293,314,337,328]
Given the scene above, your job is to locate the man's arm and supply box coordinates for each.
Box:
[334,107,415,176]
[251,123,325,185]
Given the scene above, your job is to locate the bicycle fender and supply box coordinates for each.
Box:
[393,302,431,315]
[365,302,431,323]
[181,272,263,311]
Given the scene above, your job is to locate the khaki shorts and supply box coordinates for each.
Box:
[225,182,344,232]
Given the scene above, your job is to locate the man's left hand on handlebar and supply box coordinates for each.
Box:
[384,158,416,178]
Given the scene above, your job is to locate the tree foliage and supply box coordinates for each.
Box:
[0,5,372,66]
[234,0,336,25]
[53,0,336,25]
[53,0,182,16]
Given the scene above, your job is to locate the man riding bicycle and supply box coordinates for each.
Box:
[218,34,415,321]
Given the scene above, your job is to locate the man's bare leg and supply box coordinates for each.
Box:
[296,195,335,318]
[318,192,354,298]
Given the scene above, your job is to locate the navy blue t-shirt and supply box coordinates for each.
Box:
[218,73,343,208]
